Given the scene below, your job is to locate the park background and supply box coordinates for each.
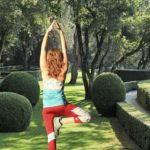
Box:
[0,0,150,150]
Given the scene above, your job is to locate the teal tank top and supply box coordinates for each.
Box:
[43,78,67,108]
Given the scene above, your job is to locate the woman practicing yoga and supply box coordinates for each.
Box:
[40,20,91,150]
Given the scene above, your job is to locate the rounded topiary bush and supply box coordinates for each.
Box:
[0,92,32,132]
[0,72,40,107]
[92,72,125,116]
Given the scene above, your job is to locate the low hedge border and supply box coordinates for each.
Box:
[116,102,150,150]
[137,80,150,111]
[115,69,150,82]
[124,81,137,92]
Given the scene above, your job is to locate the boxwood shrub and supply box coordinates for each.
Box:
[0,92,32,132]
[26,70,42,81]
[117,102,150,150]
[0,72,40,107]
[92,72,125,116]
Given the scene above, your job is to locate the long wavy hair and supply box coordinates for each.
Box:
[46,48,64,79]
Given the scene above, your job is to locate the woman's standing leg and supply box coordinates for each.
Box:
[42,109,56,150]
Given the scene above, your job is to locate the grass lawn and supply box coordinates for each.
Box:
[0,73,137,150]
[138,80,150,89]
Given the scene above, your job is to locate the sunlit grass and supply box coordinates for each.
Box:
[0,72,124,150]
[138,80,150,89]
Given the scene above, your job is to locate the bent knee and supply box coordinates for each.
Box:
[79,112,91,123]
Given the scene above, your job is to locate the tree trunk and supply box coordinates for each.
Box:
[84,27,92,99]
[20,32,32,71]
[22,43,28,71]
[98,37,111,74]
[69,28,79,84]
[137,48,145,69]
[71,1,92,99]
[141,47,150,69]
[24,50,28,70]
[76,23,91,99]
[0,31,7,62]
[91,29,106,76]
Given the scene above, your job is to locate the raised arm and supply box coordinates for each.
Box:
[40,21,55,70]
[54,21,68,73]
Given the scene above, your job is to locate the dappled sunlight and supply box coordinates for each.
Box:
[138,80,150,89]
[0,74,133,150]
[57,117,122,150]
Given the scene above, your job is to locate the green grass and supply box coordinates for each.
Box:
[0,73,125,150]
[138,80,150,89]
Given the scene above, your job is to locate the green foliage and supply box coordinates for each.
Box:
[70,0,135,32]
[26,70,42,81]
[0,92,32,132]
[117,102,150,150]
[137,80,150,110]
[0,72,40,106]
[117,1,150,68]
[1,0,150,70]
[0,0,62,66]
[92,72,125,116]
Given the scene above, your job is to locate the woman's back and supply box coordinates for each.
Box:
[43,78,64,90]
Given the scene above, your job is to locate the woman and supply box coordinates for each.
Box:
[40,20,91,150]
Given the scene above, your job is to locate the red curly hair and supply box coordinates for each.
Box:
[46,48,64,78]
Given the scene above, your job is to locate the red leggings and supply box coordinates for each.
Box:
[42,103,90,150]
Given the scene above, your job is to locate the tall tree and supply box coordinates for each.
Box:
[69,28,80,84]
[111,0,150,71]
[67,0,136,99]
[0,0,21,62]
[0,0,62,69]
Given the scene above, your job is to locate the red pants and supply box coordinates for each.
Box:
[42,103,90,150]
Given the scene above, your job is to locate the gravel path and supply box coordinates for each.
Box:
[125,90,150,115]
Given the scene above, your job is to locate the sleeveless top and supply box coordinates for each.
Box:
[43,78,67,108]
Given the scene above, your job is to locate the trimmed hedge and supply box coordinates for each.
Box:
[0,72,40,107]
[137,80,150,111]
[117,102,150,150]
[115,69,150,82]
[26,70,42,81]
[124,81,137,92]
[92,72,125,116]
[0,92,32,132]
